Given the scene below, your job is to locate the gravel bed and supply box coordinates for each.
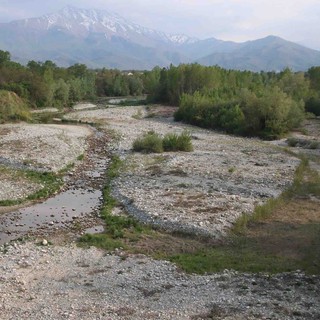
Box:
[0,123,91,173]
[0,241,319,320]
[0,106,319,319]
[66,106,299,238]
[0,123,92,202]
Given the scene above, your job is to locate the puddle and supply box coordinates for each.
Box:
[0,189,102,244]
[0,125,110,245]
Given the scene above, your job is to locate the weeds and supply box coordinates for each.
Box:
[0,168,62,206]
[79,155,148,249]
[132,131,163,153]
[287,137,320,149]
[162,131,193,152]
[132,131,193,154]
[77,154,84,161]
[132,109,143,120]
[287,137,299,147]
[228,167,236,173]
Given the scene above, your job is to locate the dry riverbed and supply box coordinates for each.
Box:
[65,105,299,238]
[0,103,319,319]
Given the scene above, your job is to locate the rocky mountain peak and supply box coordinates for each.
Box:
[18,6,196,45]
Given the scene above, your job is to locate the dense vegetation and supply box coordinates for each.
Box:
[0,49,319,138]
[148,64,319,138]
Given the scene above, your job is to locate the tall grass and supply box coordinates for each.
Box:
[0,90,30,123]
[162,131,193,152]
[132,131,163,153]
[132,131,193,153]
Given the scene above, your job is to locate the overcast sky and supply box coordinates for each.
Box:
[1,0,320,50]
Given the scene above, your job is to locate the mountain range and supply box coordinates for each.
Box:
[0,6,320,71]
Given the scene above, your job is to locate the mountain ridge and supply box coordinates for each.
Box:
[0,6,319,71]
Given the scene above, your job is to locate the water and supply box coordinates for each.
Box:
[0,189,102,244]
[0,125,109,245]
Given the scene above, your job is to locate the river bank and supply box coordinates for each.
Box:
[0,102,319,319]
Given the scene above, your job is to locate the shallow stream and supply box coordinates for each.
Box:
[0,125,109,245]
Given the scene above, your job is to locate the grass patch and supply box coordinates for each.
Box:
[168,240,298,274]
[117,98,147,106]
[132,131,163,153]
[232,156,311,235]
[132,131,193,154]
[0,169,62,206]
[58,162,75,175]
[79,155,150,250]
[31,112,62,124]
[25,170,62,201]
[77,154,84,161]
[79,233,125,250]
[162,131,193,152]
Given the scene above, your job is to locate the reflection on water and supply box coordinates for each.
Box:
[0,188,102,245]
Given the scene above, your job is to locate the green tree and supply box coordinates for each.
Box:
[0,50,10,65]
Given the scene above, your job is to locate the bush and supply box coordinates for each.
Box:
[305,97,320,116]
[132,131,163,153]
[163,131,193,152]
[0,90,30,123]
[133,131,194,153]
[287,137,299,147]
[309,141,319,149]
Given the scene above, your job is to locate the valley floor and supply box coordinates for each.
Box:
[0,103,319,319]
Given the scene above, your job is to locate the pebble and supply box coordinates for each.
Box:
[0,106,319,319]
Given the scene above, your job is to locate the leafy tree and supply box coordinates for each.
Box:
[0,50,10,65]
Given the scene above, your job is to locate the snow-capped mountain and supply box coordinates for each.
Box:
[0,6,319,70]
[12,6,197,46]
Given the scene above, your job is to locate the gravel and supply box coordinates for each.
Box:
[65,106,300,238]
[0,106,319,319]
[0,123,91,173]
[0,241,319,320]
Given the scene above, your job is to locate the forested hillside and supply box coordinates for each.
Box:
[0,49,319,139]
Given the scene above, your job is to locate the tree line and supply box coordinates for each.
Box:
[0,49,319,138]
[148,64,320,139]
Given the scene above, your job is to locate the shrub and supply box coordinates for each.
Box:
[0,90,30,123]
[305,97,320,116]
[132,131,194,153]
[287,137,299,147]
[309,141,319,150]
[132,131,163,153]
[163,131,193,152]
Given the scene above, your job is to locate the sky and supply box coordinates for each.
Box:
[0,0,320,50]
